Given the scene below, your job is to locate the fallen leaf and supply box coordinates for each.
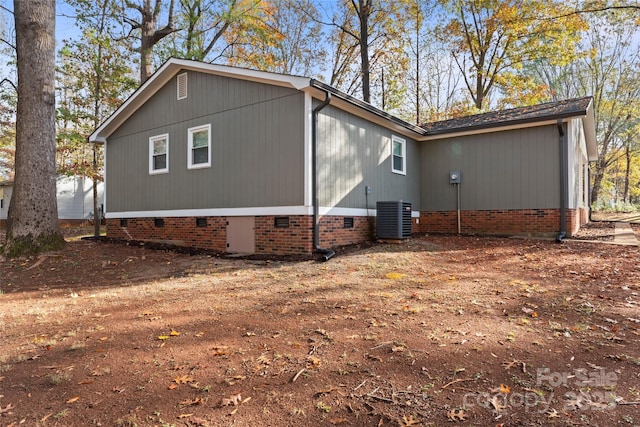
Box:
[0,403,15,414]
[447,408,468,421]
[77,380,93,385]
[177,413,194,419]
[490,395,507,412]
[170,329,180,336]
[167,384,177,390]
[158,335,170,340]
[221,393,242,407]
[211,345,229,355]
[174,375,196,384]
[329,417,348,425]
[385,272,405,280]
[179,397,205,407]
[66,396,80,404]
[399,414,421,426]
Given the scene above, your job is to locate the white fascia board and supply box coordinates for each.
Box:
[90,58,311,143]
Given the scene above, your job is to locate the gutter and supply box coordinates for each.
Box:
[311,89,335,261]
[556,118,567,242]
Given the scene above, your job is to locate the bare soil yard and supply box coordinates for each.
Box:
[1,228,640,426]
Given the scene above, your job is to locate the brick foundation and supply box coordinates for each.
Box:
[106,217,227,252]
[419,209,585,237]
[105,208,584,254]
[106,214,379,255]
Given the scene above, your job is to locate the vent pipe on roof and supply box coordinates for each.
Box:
[557,118,567,242]
[312,89,335,261]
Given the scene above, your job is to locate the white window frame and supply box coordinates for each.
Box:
[149,133,169,175]
[187,124,211,169]
[391,135,406,175]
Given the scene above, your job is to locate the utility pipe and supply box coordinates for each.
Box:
[311,89,335,261]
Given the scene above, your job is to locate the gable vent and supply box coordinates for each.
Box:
[177,72,188,100]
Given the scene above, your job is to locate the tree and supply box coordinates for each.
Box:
[439,0,587,110]
[4,0,64,257]
[528,8,640,207]
[124,0,178,83]
[325,0,412,106]
[58,0,137,236]
[242,0,326,76]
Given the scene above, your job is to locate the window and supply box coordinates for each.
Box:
[149,134,169,174]
[344,217,354,229]
[120,219,128,227]
[155,218,164,227]
[196,217,207,227]
[391,136,406,175]
[177,72,188,100]
[188,124,211,169]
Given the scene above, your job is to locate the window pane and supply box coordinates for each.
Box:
[153,139,166,155]
[193,146,208,164]
[393,155,403,171]
[393,141,403,156]
[153,154,166,170]
[192,130,208,148]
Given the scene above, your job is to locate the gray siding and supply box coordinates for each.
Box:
[317,105,420,210]
[420,125,561,211]
[106,71,305,212]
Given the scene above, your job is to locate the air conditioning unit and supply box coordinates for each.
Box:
[376,201,412,239]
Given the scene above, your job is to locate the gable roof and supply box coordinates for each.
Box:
[89,58,597,160]
[421,97,597,160]
[89,58,425,144]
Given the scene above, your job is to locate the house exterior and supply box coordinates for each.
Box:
[0,176,104,227]
[89,58,597,256]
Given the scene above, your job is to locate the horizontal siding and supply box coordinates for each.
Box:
[420,125,560,211]
[106,71,305,213]
[317,104,420,211]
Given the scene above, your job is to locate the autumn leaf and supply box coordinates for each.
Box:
[447,408,468,421]
[179,397,205,407]
[221,393,243,407]
[385,272,405,280]
[174,375,196,384]
[66,396,80,403]
[169,329,180,336]
[211,345,229,355]
[0,403,15,414]
[167,384,177,390]
[329,417,348,425]
[491,384,510,394]
[157,335,170,340]
[399,414,421,426]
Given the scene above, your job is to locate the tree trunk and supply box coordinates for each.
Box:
[357,0,371,103]
[590,158,606,206]
[623,142,631,204]
[5,0,64,257]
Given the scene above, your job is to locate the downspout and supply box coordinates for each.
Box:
[556,118,567,242]
[312,89,335,261]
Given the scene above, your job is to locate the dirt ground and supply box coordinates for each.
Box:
[1,225,640,427]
